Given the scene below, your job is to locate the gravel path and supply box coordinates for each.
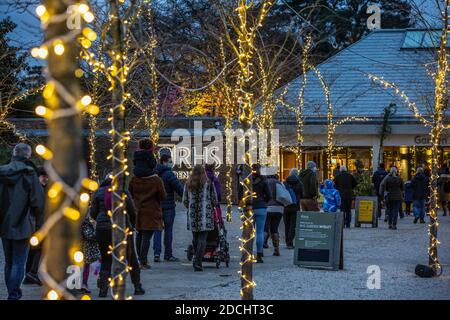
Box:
[1,205,449,300]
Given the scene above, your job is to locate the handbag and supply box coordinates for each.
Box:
[81,217,96,241]
[275,182,293,206]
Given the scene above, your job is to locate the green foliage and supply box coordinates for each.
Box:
[354,171,376,197]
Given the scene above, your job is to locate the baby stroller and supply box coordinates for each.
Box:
[186,207,230,268]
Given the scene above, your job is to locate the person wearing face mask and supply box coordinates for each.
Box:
[153,153,184,262]
[298,161,320,211]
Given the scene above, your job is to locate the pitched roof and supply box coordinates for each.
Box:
[276,29,437,119]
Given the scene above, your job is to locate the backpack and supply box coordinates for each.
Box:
[287,186,298,206]
[275,182,293,206]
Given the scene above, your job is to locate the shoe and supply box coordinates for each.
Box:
[140,263,151,270]
[414,217,419,224]
[154,256,160,263]
[388,225,393,229]
[24,273,42,286]
[164,256,179,262]
[99,287,108,298]
[420,219,426,224]
[81,284,91,294]
[286,245,294,250]
[272,233,280,256]
[193,264,203,272]
[263,232,269,249]
[256,252,264,263]
[384,218,388,222]
[134,284,145,295]
[392,225,397,230]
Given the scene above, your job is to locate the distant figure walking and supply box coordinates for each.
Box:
[0,143,44,300]
[380,167,404,230]
[283,169,303,249]
[298,161,320,211]
[372,163,388,219]
[264,174,284,256]
[411,167,430,224]
[334,165,357,228]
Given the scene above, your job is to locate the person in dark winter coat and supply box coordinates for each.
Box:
[283,169,303,249]
[404,180,414,216]
[298,161,319,211]
[251,164,271,262]
[129,167,167,269]
[23,166,48,287]
[380,167,404,230]
[153,154,184,262]
[411,167,430,224]
[264,173,284,256]
[133,138,157,177]
[372,163,388,219]
[90,176,145,298]
[334,165,357,228]
[320,179,341,212]
[0,143,44,300]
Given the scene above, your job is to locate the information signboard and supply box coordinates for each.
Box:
[355,196,378,228]
[294,211,344,270]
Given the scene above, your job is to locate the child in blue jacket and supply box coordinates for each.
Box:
[320,179,341,212]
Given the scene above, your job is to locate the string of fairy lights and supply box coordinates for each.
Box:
[220,39,235,222]
[31,1,99,300]
[367,0,449,273]
[314,67,368,177]
[233,0,273,300]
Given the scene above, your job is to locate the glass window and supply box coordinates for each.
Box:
[402,30,450,49]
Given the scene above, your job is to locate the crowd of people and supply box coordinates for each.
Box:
[1,141,450,300]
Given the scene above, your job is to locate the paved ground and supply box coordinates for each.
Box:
[1,204,450,300]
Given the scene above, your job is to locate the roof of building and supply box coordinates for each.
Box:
[275,29,438,119]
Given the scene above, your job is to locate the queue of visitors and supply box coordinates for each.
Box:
[1,141,449,300]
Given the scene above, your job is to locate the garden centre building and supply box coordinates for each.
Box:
[274,28,449,181]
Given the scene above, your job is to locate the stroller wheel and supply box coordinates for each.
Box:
[186,245,193,261]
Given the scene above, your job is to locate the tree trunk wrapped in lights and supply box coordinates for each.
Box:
[32,0,98,300]
[218,0,273,300]
[108,0,131,300]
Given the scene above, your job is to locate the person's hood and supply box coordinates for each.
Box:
[324,179,335,189]
[252,174,265,185]
[133,150,153,161]
[156,163,171,175]
[415,173,426,180]
[0,157,36,184]
[286,174,299,185]
[206,169,215,181]
[377,168,387,174]
[299,168,314,179]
